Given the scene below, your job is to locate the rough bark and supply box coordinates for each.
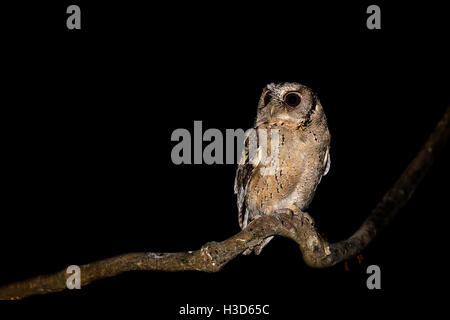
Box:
[1,106,448,300]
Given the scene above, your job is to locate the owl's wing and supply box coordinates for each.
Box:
[234,131,260,229]
[314,145,331,192]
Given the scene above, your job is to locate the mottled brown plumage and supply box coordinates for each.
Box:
[234,82,330,254]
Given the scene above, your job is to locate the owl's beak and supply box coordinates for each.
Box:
[269,104,276,118]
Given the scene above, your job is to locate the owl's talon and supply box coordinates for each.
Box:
[273,208,294,219]
[298,212,315,226]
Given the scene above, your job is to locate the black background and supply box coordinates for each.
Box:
[1,0,449,317]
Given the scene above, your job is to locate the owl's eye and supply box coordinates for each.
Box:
[283,92,302,108]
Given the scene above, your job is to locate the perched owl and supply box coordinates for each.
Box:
[234,82,331,255]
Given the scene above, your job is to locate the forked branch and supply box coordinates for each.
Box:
[1,106,448,300]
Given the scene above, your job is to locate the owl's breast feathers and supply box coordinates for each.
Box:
[235,121,330,229]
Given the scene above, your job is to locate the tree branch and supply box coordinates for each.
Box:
[1,106,448,300]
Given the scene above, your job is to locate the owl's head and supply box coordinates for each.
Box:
[255,82,326,127]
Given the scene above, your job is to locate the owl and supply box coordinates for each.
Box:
[234,82,331,255]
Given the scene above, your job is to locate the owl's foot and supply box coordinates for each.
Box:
[271,207,314,228]
[283,205,315,226]
[297,211,315,226]
[273,208,295,218]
